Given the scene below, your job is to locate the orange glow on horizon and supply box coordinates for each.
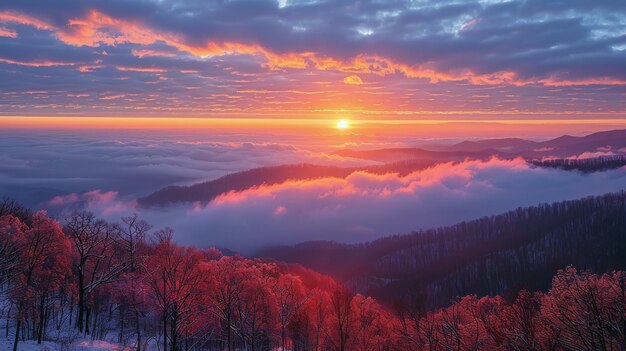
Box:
[2,116,626,127]
[2,117,626,141]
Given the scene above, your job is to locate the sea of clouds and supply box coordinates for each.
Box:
[0,129,370,206]
[45,159,626,253]
[2,129,626,253]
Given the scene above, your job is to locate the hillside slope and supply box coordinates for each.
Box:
[259,191,626,308]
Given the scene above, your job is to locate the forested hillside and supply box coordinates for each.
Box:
[2,200,626,350]
[260,192,626,308]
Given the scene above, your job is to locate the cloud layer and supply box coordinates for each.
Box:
[4,127,626,253]
[1,0,625,117]
[48,158,626,253]
[0,128,369,206]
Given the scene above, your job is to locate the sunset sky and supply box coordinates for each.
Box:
[2,4,626,348]
[1,0,625,120]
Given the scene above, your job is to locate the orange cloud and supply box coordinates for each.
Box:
[0,9,309,71]
[537,76,626,86]
[131,49,177,58]
[343,74,364,85]
[99,94,127,100]
[116,66,167,73]
[0,11,52,30]
[0,57,75,67]
[237,89,326,95]
[2,9,624,87]
[59,10,167,47]
[309,54,524,85]
[77,64,105,72]
[0,25,17,38]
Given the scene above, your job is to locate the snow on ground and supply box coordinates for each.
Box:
[0,336,136,351]
[0,337,60,351]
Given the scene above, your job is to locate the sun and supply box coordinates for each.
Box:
[336,119,349,129]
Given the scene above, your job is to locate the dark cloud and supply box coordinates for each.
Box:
[0,0,625,116]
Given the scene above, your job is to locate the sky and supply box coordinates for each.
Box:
[0,0,625,119]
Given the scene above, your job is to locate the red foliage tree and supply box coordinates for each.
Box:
[500,290,543,351]
[202,256,252,351]
[540,266,626,350]
[274,274,308,351]
[145,231,205,351]
[350,293,398,351]
[3,209,626,351]
[2,211,71,351]
[325,282,354,351]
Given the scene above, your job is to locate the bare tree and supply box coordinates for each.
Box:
[63,211,125,334]
[0,197,31,224]
[118,214,151,273]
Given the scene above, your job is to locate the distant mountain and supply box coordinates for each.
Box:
[536,129,626,156]
[257,191,626,308]
[338,129,626,161]
[447,138,537,153]
[333,148,501,163]
[452,129,626,157]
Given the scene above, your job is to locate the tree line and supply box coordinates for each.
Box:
[1,198,626,350]
[529,155,626,172]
